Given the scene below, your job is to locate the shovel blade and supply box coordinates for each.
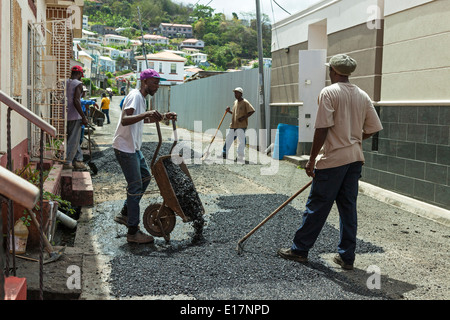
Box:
[43,247,66,265]
[88,161,98,175]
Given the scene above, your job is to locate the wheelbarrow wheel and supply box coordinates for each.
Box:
[143,203,176,239]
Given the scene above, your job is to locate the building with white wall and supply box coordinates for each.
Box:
[99,56,116,74]
[83,15,88,30]
[142,34,169,46]
[136,51,186,86]
[270,0,450,209]
[190,52,208,65]
[78,51,94,78]
[102,34,130,47]
[180,39,205,50]
[160,23,193,38]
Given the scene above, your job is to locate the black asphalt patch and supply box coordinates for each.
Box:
[107,193,387,300]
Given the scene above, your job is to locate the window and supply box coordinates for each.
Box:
[159,63,163,73]
[170,63,176,74]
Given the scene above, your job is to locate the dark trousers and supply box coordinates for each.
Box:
[291,161,363,264]
[102,109,110,124]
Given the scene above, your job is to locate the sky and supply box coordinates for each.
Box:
[175,0,323,23]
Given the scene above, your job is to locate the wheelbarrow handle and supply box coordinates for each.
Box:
[169,119,178,154]
[151,119,177,168]
[151,122,162,168]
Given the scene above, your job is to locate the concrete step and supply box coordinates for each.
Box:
[61,169,93,207]
[283,155,309,168]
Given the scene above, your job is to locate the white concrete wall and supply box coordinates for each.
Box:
[384,0,433,15]
[381,0,450,100]
[272,0,381,51]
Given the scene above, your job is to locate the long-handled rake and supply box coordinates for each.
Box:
[236,180,313,255]
[202,109,228,160]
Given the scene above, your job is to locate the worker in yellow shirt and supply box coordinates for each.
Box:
[101,92,111,124]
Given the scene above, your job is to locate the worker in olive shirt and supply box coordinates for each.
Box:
[222,87,255,162]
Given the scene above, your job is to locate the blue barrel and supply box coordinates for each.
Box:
[272,124,299,160]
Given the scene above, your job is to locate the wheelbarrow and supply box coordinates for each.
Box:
[142,120,205,242]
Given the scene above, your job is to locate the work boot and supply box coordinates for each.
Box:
[114,206,128,226]
[127,230,154,244]
[74,161,88,170]
[114,214,128,226]
[63,163,74,170]
[333,255,354,270]
[277,248,308,263]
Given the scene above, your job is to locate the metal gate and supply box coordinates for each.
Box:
[30,18,72,161]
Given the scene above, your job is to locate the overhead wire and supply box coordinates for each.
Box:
[269,0,292,104]
[272,0,291,15]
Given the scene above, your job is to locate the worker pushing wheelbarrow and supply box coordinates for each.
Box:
[143,120,205,243]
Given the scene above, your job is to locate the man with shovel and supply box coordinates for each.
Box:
[278,54,383,270]
[112,69,176,244]
[222,87,255,163]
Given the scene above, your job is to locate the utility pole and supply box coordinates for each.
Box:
[255,0,267,148]
[137,7,149,69]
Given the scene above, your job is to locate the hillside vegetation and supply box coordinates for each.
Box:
[84,0,271,70]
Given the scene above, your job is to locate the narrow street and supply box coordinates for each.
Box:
[76,95,450,302]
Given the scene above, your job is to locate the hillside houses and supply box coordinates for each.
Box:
[74,20,214,88]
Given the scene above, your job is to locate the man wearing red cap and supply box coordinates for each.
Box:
[112,69,177,244]
[64,66,89,170]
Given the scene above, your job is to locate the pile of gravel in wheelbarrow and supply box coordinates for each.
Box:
[162,157,204,243]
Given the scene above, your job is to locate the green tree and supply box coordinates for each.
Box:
[192,4,215,19]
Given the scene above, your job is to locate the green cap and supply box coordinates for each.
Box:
[325,54,357,76]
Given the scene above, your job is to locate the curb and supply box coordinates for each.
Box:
[359,181,450,227]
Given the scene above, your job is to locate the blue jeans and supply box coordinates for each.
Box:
[291,161,363,264]
[114,149,151,228]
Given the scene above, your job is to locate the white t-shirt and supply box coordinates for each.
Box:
[314,82,383,169]
[112,89,147,153]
